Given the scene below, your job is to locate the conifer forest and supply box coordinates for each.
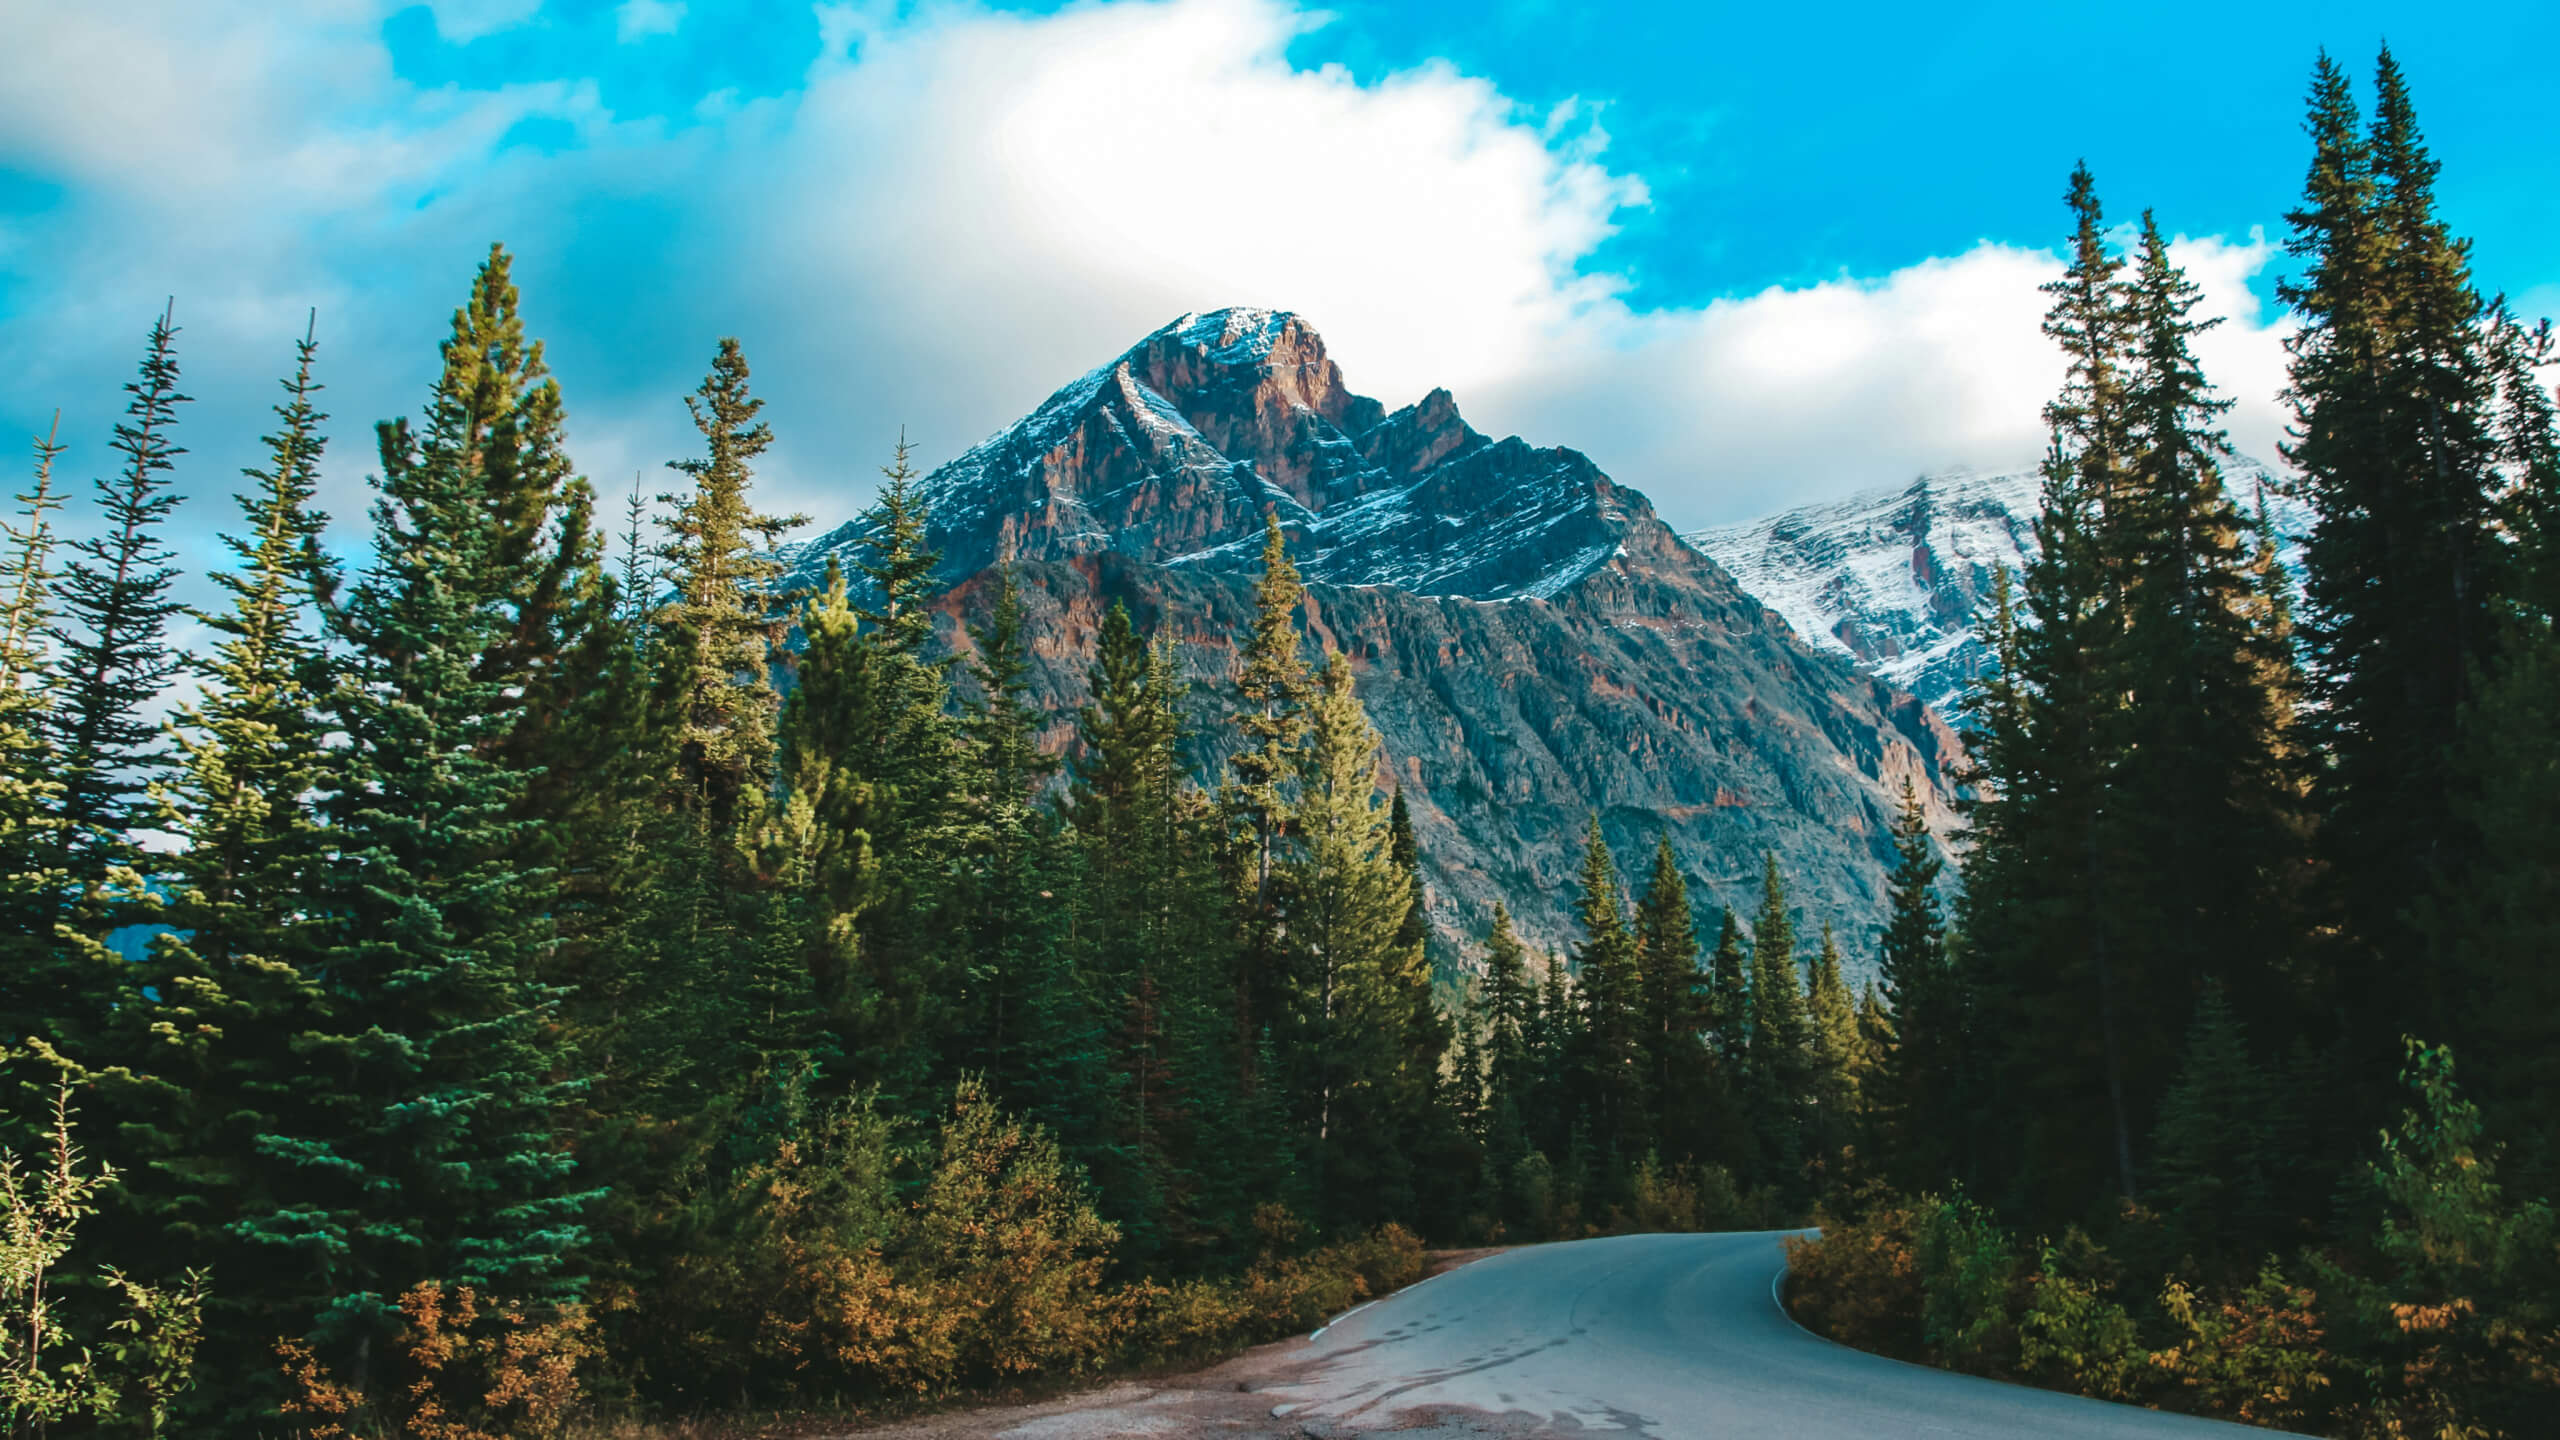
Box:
[4,46,2558,1439]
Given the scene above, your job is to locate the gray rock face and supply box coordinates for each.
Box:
[796,309,1965,974]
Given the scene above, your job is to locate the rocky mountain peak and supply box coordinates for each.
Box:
[787,308,1653,604]
[786,308,1968,966]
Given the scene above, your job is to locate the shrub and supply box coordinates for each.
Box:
[278,1283,598,1440]
[2149,1263,2330,1429]
[1782,1198,1926,1358]
[2019,1245,2147,1402]
[1915,1192,2023,1373]
[2,1072,209,1436]
[894,1077,1121,1391]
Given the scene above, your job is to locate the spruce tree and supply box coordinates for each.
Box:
[1282,649,1425,1225]
[1477,903,1536,1206]
[252,260,601,1368]
[2114,212,2305,1049]
[1745,853,1810,1190]
[1874,777,1958,1188]
[658,338,805,826]
[755,445,961,1105]
[1803,922,1862,1189]
[1958,170,2146,1218]
[1229,512,1313,1052]
[1634,837,1712,1163]
[2283,50,2504,1076]
[2148,984,2292,1275]
[105,322,347,1407]
[1706,907,1749,1066]
[47,303,188,890]
[1568,817,1648,1182]
[0,420,71,1081]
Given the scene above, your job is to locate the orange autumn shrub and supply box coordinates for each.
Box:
[2148,1264,2331,1428]
[1782,1200,1926,1359]
[278,1283,596,1440]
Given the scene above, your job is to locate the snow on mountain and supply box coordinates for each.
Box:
[784,308,1642,604]
[1683,459,2306,714]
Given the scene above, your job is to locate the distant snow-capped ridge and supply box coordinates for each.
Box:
[1683,459,2306,715]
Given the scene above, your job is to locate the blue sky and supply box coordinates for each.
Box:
[3,0,2555,588]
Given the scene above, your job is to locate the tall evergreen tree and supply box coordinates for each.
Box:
[1477,903,1537,1203]
[253,258,601,1368]
[1634,838,1713,1163]
[658,338,805,826]
[1569,817,1648,1179]
[1282,649,1426,1224]
[1705,907,1749,1067]
[1874,777,1959,1188]
[1803,922,1862,1188]
[1229,512,1313,1051]
[2114,211,2305,1044]
[1745,853,1809,1189]
[1959,170,2147,1218]
[105,321,346,1409]
[0,419,70,1084]
[47,303,188,890]
[2283,50,2504,1076]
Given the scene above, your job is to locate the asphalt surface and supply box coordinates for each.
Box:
[1250,1230,2296,1438]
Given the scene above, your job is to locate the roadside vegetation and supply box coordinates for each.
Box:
[1785,47,2560,1439]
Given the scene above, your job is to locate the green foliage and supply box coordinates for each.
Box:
[2,1076,209,1436]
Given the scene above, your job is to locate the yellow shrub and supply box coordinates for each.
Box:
[2148,1265,2332,1429]
[279,1284,597,1440]
[1783,1205,1926,1359]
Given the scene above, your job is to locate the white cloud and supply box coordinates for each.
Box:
[614,0,683,43]
[0,0,2304,568]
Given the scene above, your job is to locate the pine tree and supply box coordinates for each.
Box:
[2284,51,2504,1078]
[2113,212,2305,1050]
[1874,777,1959,1188]
[755,445,962,1105]
[1477,903,1536,1204]
[47,303,188,890]
[0,419,71,1081]
[253,260,601,1369]
[1803,922,1862,1189]
[1706,907,1749,1066]
[1229,512,1313,1052]
[1634,838,1713,1164]
[957,567,1066,1097]
[1568,817,1648,1183]
[102,321,347,1404]
[2442,309,2560,1188]
[1282,649,1426,1225]
[2148,984,2293,1275]
[1958,170,2146,1219]
[1745,853,1810,1190]
[657,338,806,825]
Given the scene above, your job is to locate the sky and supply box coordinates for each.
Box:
[2,0,2556,594]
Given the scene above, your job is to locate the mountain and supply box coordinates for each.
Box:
[790,309,1962,971]
[1684,460,2305,715]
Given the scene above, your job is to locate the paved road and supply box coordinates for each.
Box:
[1252,1231,2294,1438]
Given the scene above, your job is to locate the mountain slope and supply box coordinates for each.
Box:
[1684,460,2303,714]
[793,309,1962,970]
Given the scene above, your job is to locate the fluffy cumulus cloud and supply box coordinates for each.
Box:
[0,0,2299,576]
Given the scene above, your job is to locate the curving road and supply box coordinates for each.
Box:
[1250,1231,2297,1438]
